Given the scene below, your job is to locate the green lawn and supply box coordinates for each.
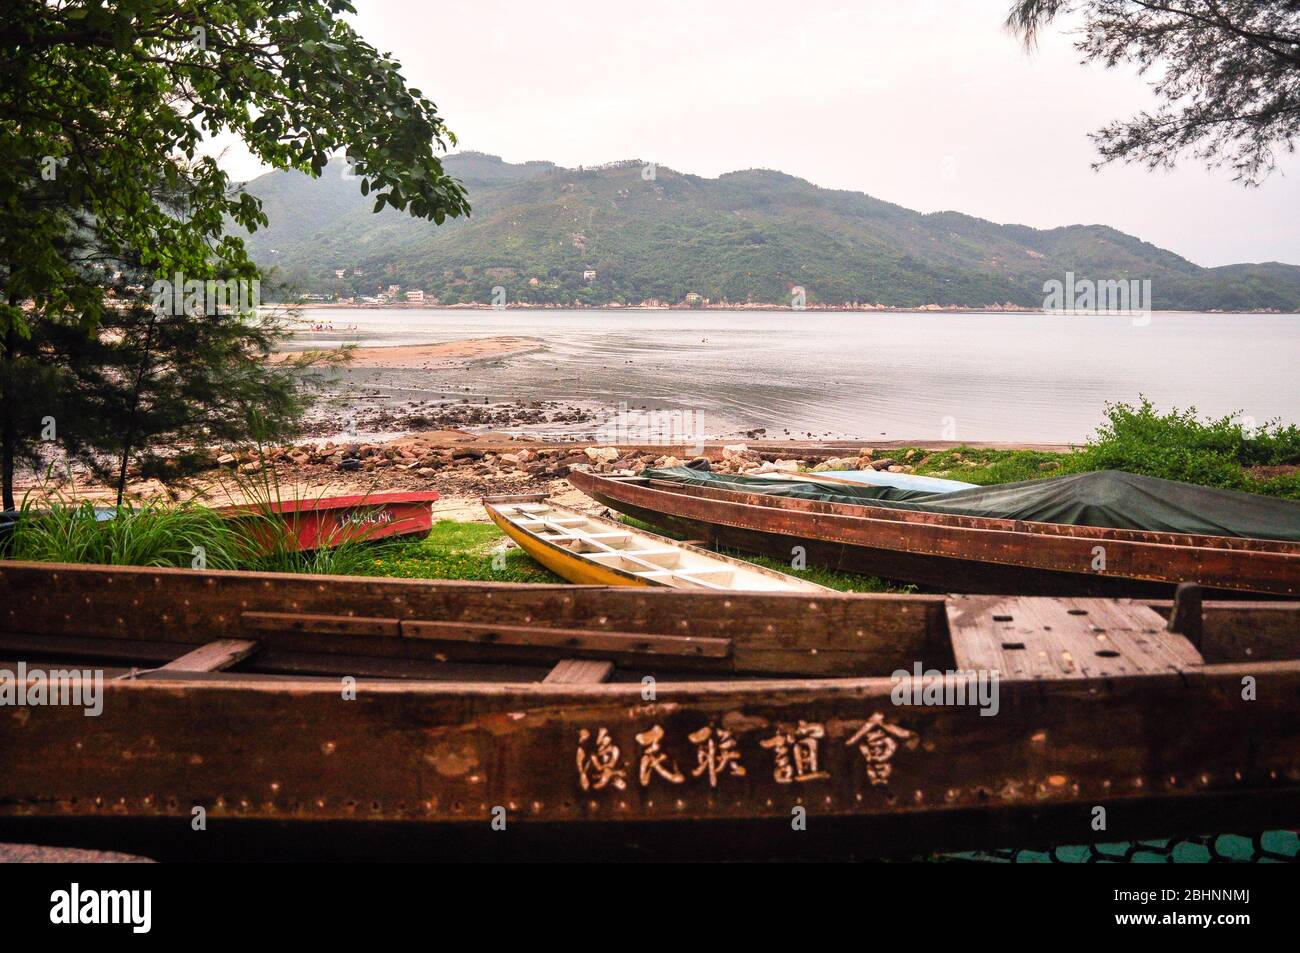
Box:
[361,520,563,583]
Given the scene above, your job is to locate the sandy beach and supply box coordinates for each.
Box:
[273,334,545,368]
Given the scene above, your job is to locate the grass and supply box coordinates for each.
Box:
[906,447,1065,485]
[359,520,561,583]
[3,497,246,569]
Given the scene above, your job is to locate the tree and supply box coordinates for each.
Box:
[1007,1,1300,184]
[1,0,471,507]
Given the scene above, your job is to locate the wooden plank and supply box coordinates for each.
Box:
[243,612,401,637]
[159,639,259,673]
[946,595,1203,679]
[542,659,615,684]
[401,619,732,659]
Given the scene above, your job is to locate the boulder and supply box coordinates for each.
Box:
[722,444,757,465]
[584,446,619,464]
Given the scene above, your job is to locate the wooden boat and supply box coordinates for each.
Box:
[1,559,1298,860]
[484,494,830,592]
[215,490,439,551]
[568,470,1300,598]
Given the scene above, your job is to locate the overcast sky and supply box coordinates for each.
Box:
[215,0,1300,267]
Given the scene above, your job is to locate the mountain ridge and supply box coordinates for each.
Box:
[241,152,1300,311]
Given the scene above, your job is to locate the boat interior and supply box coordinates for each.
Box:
[1,560,1297,685]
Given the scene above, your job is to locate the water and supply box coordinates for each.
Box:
[292,308,1298,443]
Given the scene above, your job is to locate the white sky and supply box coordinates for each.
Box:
[212,0,1300,267]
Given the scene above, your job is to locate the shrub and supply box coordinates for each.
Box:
[1065,398,1300,497]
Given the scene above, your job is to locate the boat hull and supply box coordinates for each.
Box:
[486,504,655,587]
[570,471,1300,598]
[2,560,1299,856]
[218,491,439,552]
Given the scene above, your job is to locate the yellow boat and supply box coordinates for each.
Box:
[483,494,831,592]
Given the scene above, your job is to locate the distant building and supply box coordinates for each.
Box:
[684,292,702,303]
[405,290,425,303]
[334,269,347,279]
[583,269,597,282]
[529,277,540,286]
[352,268,365,276]
[377,293,391,304]
[387,284,401,295]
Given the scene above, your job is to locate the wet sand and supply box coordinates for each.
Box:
[274,335,546,368]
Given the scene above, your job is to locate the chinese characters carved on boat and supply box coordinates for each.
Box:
[576,714,917,793]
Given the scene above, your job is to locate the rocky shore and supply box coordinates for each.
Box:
[203,435,934,509]
[294,397,596,440]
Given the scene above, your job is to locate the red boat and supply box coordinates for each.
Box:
[216,491,439,551]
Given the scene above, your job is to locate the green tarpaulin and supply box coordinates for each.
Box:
[641,467,1300,543]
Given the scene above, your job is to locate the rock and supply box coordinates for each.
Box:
[499,453,520,466]
[722,444,757,465]
[584,446,619,464]
[773,459,800,473]
[871,458,898,471]
[685,456,711,471]
[217,453,237,467]
[337,459,361,471]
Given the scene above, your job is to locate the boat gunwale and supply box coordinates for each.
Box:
[624,475,1300,556]
[622,474,1300,555]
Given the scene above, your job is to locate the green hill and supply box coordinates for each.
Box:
[241,153,1300,311]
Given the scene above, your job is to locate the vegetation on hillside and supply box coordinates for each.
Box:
[248,154,1300,312]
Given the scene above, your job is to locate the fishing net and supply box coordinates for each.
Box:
[941,830,1300,863]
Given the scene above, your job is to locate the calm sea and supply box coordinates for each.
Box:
[293,308,1298,443]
